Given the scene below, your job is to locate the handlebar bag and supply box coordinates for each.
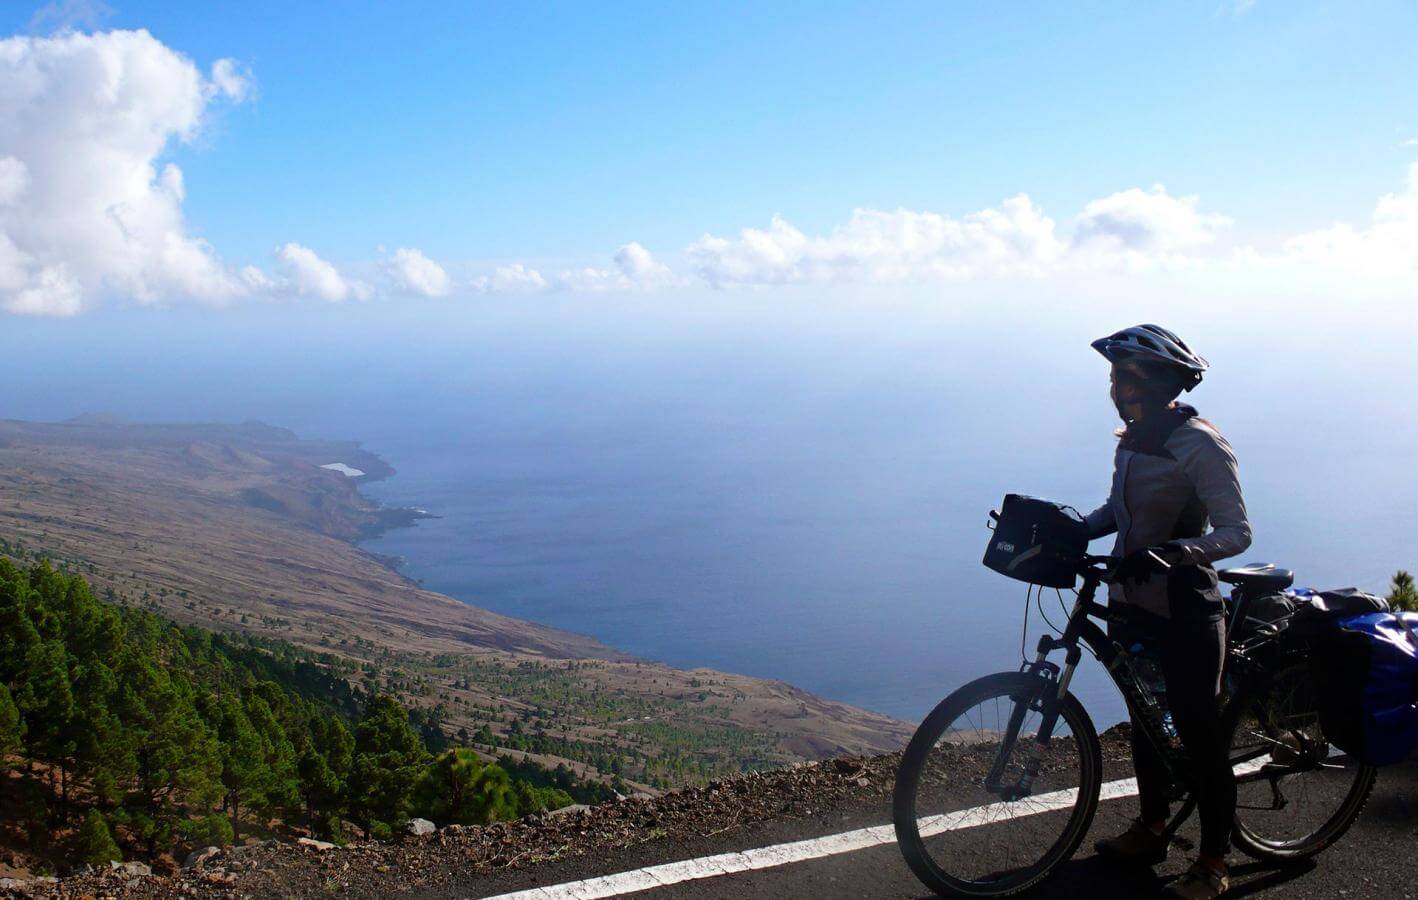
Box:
[982,494,1088,589]
[1311,611,1418,767]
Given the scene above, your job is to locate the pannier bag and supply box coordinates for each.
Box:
[1288,588,1390,634]
[1312,611,1418,767]
[1231,587,1389,640]
[983,495,1088,589]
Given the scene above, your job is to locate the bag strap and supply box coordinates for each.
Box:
[1394,613,1418,647]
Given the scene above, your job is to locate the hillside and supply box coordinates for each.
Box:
[0,418,911,797]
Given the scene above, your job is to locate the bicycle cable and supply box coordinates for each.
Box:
[1037,584,1063,635]
[1019,582,1033,666]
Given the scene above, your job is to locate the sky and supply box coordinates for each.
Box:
[0,0,1416,316]
[1,1,1416,718]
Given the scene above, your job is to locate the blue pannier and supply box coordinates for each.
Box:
[1313,611,1418,767]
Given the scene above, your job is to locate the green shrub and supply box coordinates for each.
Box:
[180,813,234,848]
[75,810,122,867]
[1389,570,1417,613]
[315,813,346,845]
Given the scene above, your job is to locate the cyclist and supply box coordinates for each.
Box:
[1084,325,1251,900]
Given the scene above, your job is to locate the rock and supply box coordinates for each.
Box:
[184,846,222,869]
[108,860,152,877]
[405,818,436,837]
[546,804,591,818]
[297,837,337,851]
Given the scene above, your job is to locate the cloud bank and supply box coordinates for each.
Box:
[472,243,676,295]
[682,186,1232,288]
[1268,162,1418,276]
[276,243,370,302]
[0,29,256,316]
[386,247,450,297]
[1,27,1413,315]
[0,28,367,316]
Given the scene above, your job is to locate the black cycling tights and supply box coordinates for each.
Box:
[1112,611,1235,859]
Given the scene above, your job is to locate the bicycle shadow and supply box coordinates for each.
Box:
[909,854,1318,899]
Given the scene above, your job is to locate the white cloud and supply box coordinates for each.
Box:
[0,29,250,315]
[684,187,1235,288]
[0,156,27,206]
[26,0,112,33]
[208,58,253,103]
[691,200,1030,287]
[239,264,275,292]
[1264,162,1418,275]
[472,262,549,294]
[614,242,675,286]
[385,247,450,296]
[687,196,1066,287]
[470,243,677,295]
[275,243,370,302]
[1073,185,1231,254]
[1401,138,1418,148]
[557,242,677,292]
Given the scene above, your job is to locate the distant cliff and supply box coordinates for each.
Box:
[0,418,910,822]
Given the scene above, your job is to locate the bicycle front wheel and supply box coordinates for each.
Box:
[1226,661,1377,862]
[893,671,1102,897]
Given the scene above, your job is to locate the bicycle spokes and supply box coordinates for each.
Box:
[896,673,1101,895]
[1228,664,1377,857]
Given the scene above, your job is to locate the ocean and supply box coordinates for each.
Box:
[3,293,1415,725]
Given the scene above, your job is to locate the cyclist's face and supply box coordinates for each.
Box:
[1110,364,1151,406]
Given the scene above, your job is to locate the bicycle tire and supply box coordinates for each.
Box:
[893,671,1102,897]
[1225,662,1377,863]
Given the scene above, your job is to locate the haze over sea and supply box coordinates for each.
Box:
[4,291,1415,725]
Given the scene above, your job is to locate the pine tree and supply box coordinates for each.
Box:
[298,715,353,835]
[348,695,429,835]
[1389,570,1417,613]
[213,695,265,840]
[413,749,518,824]
[245,692,301,823]
[75,809,122,867]
[0,683,23,764]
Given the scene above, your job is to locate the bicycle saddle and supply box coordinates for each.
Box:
[1218,561,1295,593]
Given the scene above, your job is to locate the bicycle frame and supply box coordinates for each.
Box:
[985,556,1326,830]
[985,560,1189,792]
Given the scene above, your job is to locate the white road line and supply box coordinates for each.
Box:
[479,776,1139,900]
[480,756,1274,900]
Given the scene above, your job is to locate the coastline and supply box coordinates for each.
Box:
[0,416,915,767]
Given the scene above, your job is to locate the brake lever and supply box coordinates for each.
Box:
[1145,549,1174,571]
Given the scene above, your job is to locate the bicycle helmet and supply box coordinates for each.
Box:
[1091,324,1208,392]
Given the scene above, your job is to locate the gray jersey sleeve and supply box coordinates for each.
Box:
[1169,422,1252,565]
[1084,500,1116,540]
[1084,446,1119,540]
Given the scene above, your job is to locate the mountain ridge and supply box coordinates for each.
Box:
[0,418,911,797]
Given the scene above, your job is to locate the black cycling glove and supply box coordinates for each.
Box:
[1113,543,1184,585]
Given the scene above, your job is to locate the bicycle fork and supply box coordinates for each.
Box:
[986,639,1084,801]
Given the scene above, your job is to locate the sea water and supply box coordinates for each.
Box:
[3,296,1414,725]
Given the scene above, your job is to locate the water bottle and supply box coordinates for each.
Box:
[1128,642,1178,740]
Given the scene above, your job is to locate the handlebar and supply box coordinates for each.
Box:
[1074,549,1173,585]
[1075,554,1119,582]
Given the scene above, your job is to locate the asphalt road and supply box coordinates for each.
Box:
[448,761,1418,899]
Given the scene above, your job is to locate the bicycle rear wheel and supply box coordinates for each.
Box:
[1226,661,1377,862]
[893,671,1101,897]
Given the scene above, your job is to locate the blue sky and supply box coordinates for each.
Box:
[0,1,1416,313]
[106,2,1418,256]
